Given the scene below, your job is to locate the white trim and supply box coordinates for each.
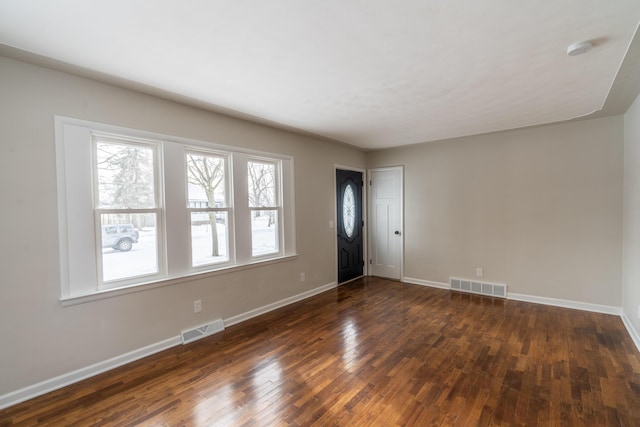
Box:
[507,292,621,315]
[402,276,450,290]
[406,277,638,351]
[406,276,638,351]
[55,115,297,301]
[56,115,295,161]
[61,254,298,306]
[1,280,337,410]
[621,310,640,353]
[224,281,338,327]
[0,336,181,410]
[3,280,637,410]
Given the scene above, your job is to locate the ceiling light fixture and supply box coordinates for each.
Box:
[566,41,593,56]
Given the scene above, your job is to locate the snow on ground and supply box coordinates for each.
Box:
[102,216,277,282]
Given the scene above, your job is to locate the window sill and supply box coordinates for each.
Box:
[60,254,298,306]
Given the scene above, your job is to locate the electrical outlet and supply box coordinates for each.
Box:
[193,300,202,313]
[476,268,483,278]
[300,272,306,282]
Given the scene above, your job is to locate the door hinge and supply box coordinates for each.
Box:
[362,260,365,266]
[369,180,372,186]
[361,220,364,227]
[369,259,372,264]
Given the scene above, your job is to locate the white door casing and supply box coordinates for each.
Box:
[369,167,402,280]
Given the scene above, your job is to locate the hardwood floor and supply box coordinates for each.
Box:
[2,277,640,426]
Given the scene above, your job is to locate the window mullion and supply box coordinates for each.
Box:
[95,208,161,215]
[233,154,251,263]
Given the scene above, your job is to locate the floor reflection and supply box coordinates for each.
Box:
[192,358,284,425]
[252,356,283,390]
[194,383,239,426]
[342,318,359,372]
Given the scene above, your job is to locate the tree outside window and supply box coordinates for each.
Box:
[186,152,229,266]
[95,139,160,283]
[248,160,279,256]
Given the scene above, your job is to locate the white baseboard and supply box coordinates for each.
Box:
[507,292,621,316]
[3,279,635,411]
[404,277,621,314]
[402,276,450,290]
[0,281,338,411]
[621,311,640,353]
[0,336,181,410]
[223,282,337,327]
[405,276,638,352]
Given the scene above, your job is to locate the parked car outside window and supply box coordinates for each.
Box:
[101,224,139,251]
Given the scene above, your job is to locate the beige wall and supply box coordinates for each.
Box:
[0,56,365,395]
[623,93,640,335]
[367,117,624,305]
[0,52,632,400]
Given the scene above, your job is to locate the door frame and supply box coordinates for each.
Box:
[367,166,404,281]
[334,164,368,283]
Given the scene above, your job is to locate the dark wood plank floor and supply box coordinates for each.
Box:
[2,277,640,426]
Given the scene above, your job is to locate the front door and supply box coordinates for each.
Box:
[336,169,363,283]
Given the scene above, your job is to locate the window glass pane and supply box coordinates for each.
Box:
[251,210,278,256]
[248,161,276,208]
[96,141,155,209]
[186,153,226,207]
[191,212,229,267]
[100,213,158,282]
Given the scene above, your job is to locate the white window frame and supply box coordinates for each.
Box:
[55,116,296,303]
[92,134,166,289]
[247,157,283,259]
[185,148,235,270]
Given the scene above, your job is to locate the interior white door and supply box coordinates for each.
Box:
[369,167,402,279]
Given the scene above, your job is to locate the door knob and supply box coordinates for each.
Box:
[394,230,401,235]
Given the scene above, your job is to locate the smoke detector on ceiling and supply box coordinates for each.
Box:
[567,41,593,56]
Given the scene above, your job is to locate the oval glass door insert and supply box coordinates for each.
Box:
[343,184,356,237]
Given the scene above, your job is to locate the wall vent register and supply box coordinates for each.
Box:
[450,277,507,299]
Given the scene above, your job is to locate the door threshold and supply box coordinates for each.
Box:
[338,275,365,285]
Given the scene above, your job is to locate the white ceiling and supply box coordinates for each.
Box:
[1,1,639,149]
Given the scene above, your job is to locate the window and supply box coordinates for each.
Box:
[186,151,232,268]
[94,137,163,286]
[55,116,296,301]
[248,160,281,257]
